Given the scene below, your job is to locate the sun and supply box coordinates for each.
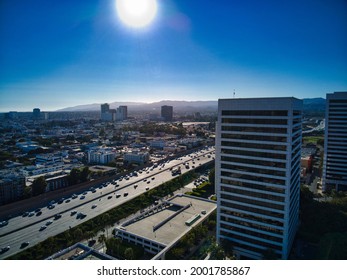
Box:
[116,0,158,28]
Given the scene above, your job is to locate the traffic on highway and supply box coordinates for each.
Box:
[0,147,215,259]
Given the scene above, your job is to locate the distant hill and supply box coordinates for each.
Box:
[57,98,326,114]
[57,100,218,112]
[57,102,145,112]
[303,98,326,114]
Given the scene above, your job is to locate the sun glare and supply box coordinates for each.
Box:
[116,0,158,28]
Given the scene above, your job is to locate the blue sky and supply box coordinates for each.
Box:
[1,0,346,111]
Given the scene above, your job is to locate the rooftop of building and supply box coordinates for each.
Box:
[116,194,216,246]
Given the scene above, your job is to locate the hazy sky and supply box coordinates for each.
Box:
[1,0,347,111]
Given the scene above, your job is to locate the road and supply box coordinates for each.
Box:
[302,120,325,134]
[0,147,215,259]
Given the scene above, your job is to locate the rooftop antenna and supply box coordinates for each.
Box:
[233,89,236,98]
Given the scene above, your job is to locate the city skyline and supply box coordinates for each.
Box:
[1,0,347,111]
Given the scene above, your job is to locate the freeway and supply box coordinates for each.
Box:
[0,147,215,259]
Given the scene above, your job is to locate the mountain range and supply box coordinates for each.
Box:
[57,98,326,113]
[57,100,219,112]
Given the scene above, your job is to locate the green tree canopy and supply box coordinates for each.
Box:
[31,176,47,196]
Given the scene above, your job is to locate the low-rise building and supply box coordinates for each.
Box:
[149,139,166,149]
[26,170,69,192]
[87,147,118,165]
[124,149,150,166]
[0,175,25,205]
[36,153,63,165]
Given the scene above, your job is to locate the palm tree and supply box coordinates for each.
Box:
[207,242,226,260]
[98,234,106,251]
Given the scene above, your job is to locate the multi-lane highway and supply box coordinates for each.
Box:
[0,147,215,259]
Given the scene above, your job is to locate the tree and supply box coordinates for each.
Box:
[98,234,107,251]
[220,238,234,258]
[85,231,95,241]
[31,176,47,196]
[80,166,90,182]
[23,185,32,198]
[124,247,134,260]
[207,242,226,260]
[68,168,80,185]
[73,228,83,240]
[209,168,215,187]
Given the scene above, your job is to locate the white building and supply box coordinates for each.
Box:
[215,97,302,259]
[36,153,63,165]
[149,139,166,149]
[88,147,117,165]
[322,92,347,192]
[21,164,65,177]
[124,150,150,166]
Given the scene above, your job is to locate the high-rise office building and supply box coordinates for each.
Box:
[101,103,113,121]
[116,106,128,121]
[216,97,302,259]
[322,92,347,192]
[161,105,173,121]
[101,103,110,114]
[33,108,41,119]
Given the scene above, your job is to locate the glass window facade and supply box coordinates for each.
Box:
[216,98,302,260]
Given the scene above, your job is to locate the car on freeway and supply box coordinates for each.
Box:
[65,199,71,203]
[80,195,85,200]
[108,195,112,199]
[91,204,97,209]
[20,242,30,249]
[116,194,121,198]
[0,246,10,254]
[39,225,47,231]
[36,211,42,216]
[145,187,149,191]
[123,192,128,197]
[0,220,8,227]
[72,194,78,199]
[28,212,35,217]
[71,210,77,216]
[22,212,29,217]
[134,184,138,189]
[46,220,53,226]
[76,212,87,219]
[54,214,62,220]
[47,204,55,209]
